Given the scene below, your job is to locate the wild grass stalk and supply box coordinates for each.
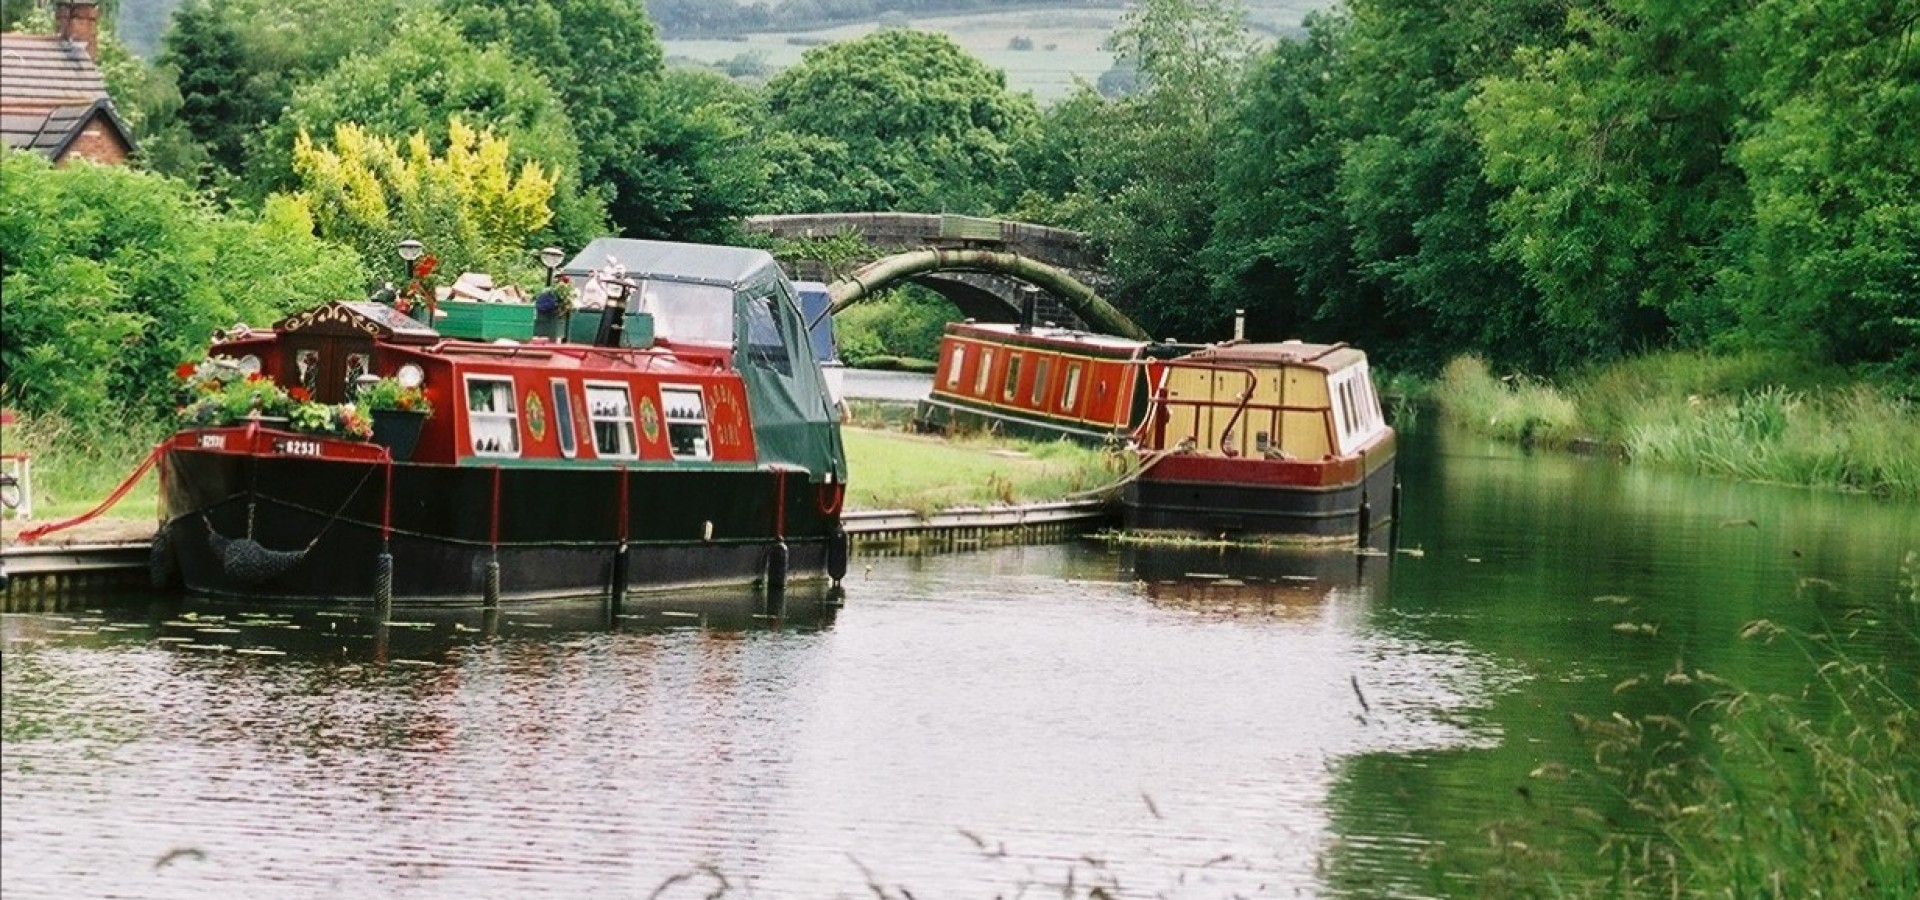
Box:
[1445,556,1920,898]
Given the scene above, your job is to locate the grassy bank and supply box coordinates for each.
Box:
[1,412,168,523]
[0,411,1121,533]
[841,426,1125,515]
[1430,352,1920,497]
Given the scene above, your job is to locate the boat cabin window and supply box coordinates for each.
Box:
[550,379,577,458]
[742,294,793,376]
[1003,353,1023,402]
[585,383,637,459]
[660,385,711,460]
[1327,363,1385,455]
[1060,362,1083,413]
[344,353,369,397]
[633,280,733,344]
[1031,358,1051,406]
[295,349,320,396]
[464,375,521,457]
[975,348,994,395]
[945,346,965,387]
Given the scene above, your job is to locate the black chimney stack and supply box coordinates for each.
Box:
[1017,285,1038,334]
[597,280,629,347]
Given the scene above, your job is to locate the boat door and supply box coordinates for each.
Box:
[280,322,376,403]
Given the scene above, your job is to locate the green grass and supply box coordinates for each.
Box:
[1,411,168,524]
[2,411,1117,537]
[1430,351,1920,497]
[842,425,1127,516]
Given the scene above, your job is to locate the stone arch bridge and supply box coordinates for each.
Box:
[744,213,1147,340]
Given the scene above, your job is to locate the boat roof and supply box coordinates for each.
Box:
[949,321,1158,355]
[1176,341,1369,372]
[559,237,783,289]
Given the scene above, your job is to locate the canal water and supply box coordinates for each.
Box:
[3,425,1915,898]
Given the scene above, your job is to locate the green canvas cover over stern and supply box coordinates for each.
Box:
[562,238,847,484]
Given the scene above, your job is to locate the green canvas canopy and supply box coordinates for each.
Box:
[561,239,846,484]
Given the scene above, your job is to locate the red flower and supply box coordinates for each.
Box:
[414,254,439,279]
[288,386,311,403]
[176,362,196,380]
[246,372,264,383]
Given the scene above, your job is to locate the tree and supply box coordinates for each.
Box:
[0,151,364,423]
[1470,0,1750,361]
[1023,0,1257,343]
[282,119,558,281]
[441,0,708,239]
[1727,0,1920,375]
[762,28,1041,215]
[152,0,411,190]
[261,7,603,249]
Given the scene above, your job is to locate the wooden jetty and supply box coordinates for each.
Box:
[1,501,1115,605]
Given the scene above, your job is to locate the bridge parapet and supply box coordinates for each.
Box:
[746,213,1104,271]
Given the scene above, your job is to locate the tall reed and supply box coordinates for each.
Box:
[1431,352,1920,496]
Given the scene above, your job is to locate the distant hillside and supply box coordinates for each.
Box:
[650,0,1336,39]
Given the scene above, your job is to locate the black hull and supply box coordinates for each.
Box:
[1121,457,1398,546]
[160,449,846,606]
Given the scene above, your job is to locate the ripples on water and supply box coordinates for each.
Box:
[1,543,1508,899]
[6,426,1915,898]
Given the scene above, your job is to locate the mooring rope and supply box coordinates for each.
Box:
[14,441,166,544]
[1065,446,1182,501]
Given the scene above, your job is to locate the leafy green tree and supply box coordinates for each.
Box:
[0,151,364,424]
[151,0,409,190]
[762,28,1041,215]
[1203,14,1372,350]
[442,0,731,240]
[1470,0,1750,360]
[261,7,603,249]
[282,119,558,281]
[157,0,261,177]
[1025,0,1256,343]
[1727,0,1920,375]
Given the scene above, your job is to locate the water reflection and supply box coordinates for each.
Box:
[4,424,1914,898]
[1122,543,1390,618]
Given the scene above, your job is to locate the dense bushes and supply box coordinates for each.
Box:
[0,150,364,425]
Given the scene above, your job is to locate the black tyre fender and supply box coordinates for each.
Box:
[149,521,182,591]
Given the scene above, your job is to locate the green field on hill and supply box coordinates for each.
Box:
[663,2,1334,103]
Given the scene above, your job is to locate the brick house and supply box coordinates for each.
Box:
[0,1,135,165]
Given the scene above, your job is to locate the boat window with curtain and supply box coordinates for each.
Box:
[464,376,521,457]
[585,383,637,459]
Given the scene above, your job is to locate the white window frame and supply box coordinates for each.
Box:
[463,374,521,458]
[660,384,711,461]
[549,379,578,459]
[584,380,638,460]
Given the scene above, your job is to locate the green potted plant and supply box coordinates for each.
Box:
[358,376,433,460]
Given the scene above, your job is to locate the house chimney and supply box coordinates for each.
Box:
[55,1,101,61]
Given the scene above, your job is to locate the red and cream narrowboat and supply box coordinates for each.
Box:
[156,238,849,605]
[1125,340,1396,545]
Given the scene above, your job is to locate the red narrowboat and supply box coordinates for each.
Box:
[156,239,849,605]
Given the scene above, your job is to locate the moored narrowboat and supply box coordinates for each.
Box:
[156,238,849,605]
[914,306,1397,544]
[1124,340,1396,545]
[913,319,1195,443]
